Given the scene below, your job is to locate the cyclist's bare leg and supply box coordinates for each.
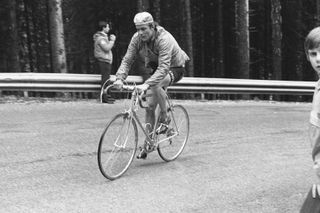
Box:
[137,74,171,159]
[150,74,171,119]
[147,74,172,135]
[145,94,156,137]
[144,90,157,145]
[136,92,156,159]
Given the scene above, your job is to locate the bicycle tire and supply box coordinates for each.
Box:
[97,113,138,180]
[157,105,189,162]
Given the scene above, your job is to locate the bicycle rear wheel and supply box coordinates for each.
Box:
[157,105,189,161]
[97,113,138,180]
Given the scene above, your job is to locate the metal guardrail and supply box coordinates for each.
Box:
[0,72,316,95]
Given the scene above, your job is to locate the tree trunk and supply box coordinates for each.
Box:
[294,0,304,101]
[317,0,320,25]
[137,0,150,12]
[30,4,40,73]
[48,0,67,74]
[270,0,282,81]
[235,0,250,79]
[46,0,53,73]
[23,0,34,73]
[181,0,194,77]
[295,0,303,82]
[217,0,225,78]
[200,2,205,77]
[264,0,272,81]
[7,0,20,73]
[152,0,161,23]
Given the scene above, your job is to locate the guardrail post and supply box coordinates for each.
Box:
[201,93,205,100]
[23,91,28,98]
[269,94,273,101]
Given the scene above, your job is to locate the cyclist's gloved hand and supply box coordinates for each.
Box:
[136,83,150,93]
[113,79,124,90]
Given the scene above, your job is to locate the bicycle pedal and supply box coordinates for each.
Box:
[137,149,148,159]
[146,144,156,152]
[156,124,169,135]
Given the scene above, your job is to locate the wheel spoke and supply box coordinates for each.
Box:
[97,113,138,180]
[157,105,189,162]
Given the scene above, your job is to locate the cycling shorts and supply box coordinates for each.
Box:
[168,67,185,85]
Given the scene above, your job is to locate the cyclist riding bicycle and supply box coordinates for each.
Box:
[113,11,190,159]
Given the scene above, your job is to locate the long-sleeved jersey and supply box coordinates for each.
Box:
[116,26,189,87]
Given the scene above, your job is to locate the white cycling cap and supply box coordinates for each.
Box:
[133,12,154,26]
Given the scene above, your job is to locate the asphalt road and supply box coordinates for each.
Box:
[0,99,316,212]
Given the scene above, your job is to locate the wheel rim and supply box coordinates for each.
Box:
[157,105,189,161]
[98,114,137,180]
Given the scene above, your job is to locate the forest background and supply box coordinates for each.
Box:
[1,0,319,101]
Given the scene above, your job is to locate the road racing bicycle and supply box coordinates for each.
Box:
[97,83,190,180]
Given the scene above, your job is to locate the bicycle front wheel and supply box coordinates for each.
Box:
[97,113,138,180]
[157,105,189,162]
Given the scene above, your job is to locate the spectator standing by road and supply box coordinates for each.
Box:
[93,21,116,103]
[300,26,320,212]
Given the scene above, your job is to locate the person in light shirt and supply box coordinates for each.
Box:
[301,26,320,212]
[93,21,116,103]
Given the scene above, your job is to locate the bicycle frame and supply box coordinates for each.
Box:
[98,83,189,180]
[120,85,179,148]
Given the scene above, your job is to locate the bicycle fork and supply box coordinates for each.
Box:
[114,112,132,149]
